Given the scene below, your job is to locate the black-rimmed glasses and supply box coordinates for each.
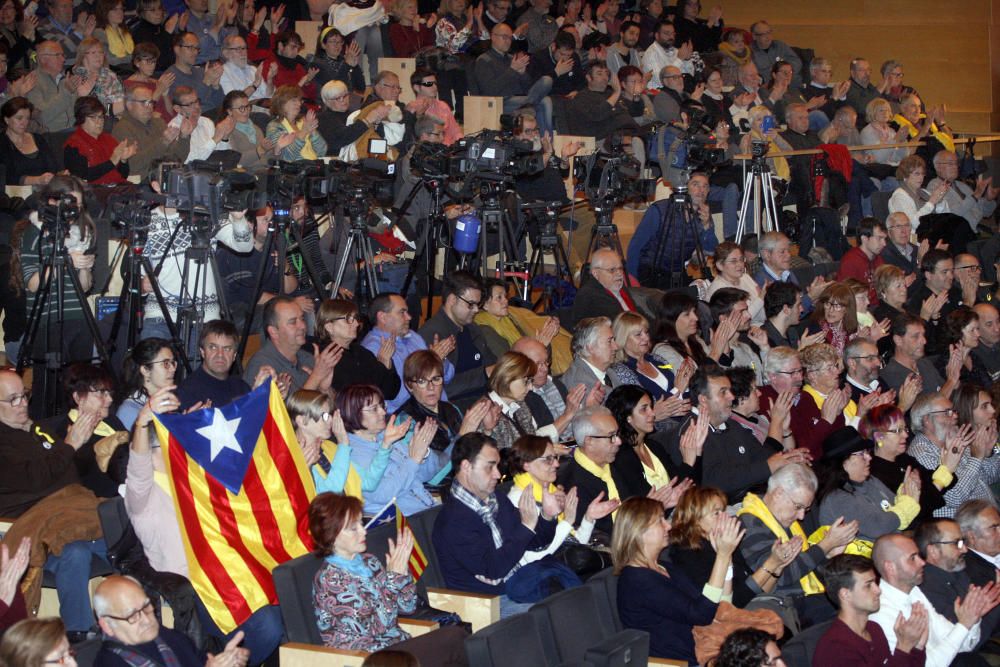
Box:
[0,391,30,407]
[102,599,154,624]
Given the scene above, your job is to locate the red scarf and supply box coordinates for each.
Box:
[613,286,637,311]
[64,127,126,185]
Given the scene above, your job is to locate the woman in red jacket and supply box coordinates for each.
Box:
[63,96,136,185]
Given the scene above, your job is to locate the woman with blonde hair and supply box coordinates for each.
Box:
[739,105,792,181]
[266,85,328,162]
[72,37,125,117]
[860,97,910,171]
[801,342,858,426]
[612,496,741,663]
[871,264,908,322]
[608,311,691,408]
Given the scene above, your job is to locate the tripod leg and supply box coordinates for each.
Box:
[236,232,278,368]
[735,171,756,244]
[140,257,191,372]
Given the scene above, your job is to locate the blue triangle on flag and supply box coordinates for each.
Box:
[157,380,271,494]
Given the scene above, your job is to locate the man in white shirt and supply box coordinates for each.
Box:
[870,534,998,667]
[219,34,272,104]
[169,85,235,162]
[641,19,692,89]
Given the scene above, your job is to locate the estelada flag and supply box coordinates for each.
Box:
[396,506,427,581]
[152,379,315,633]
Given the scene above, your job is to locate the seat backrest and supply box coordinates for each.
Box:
[465,612,552,667]
[98,497,130,554]
[781,619,834,667]
[583,569,619,635]
[871,190,892,223]
[405,504,445,590]
[529,586,609,664]
[588,568,623,632]
[271,552,324,645]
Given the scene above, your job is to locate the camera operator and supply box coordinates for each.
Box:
[511,111,583,204]
[655,99,741,239]
[16,175,97,417]
[139,159,254,355]
[626,171,717,282]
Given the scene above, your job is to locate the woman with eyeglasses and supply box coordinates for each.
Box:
[93,0,134,67]
[338,384,440,517]
[888,155,948,235]
[816,426,921,550]
[41,363,128,499]
[0,618,77,667]
[804,282,862,355]
[266,85,328,162]
[287,389,391,500]
[317,79,384,156]
[123,43,172,119]
[131,0,174,72]
[314,26,365,93]
[219,90,276,169]
[801,342,859,427]
[116,338,176,431]
[483,351,555,451]
[503,435,618,572]
[860,403,952,524]
[317,298,401,401]
[64,96,136,185]
[396,350,494,480]
[708,242,764,326]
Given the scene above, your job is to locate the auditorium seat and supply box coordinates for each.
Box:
[465,611,593,667]
[781,619,834,667]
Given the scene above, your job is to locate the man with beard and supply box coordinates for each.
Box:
[641,20,693,89]
[606,20,641,78]
[565,61,635,139]
[845,58,883,127]
[871,534,1000,666]
[916,518,1000,654]
[814,554,929,666]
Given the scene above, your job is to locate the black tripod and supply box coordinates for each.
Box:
[102,209,187,369]
[17,195,113,416]
[584,196,628,268]
[399,177,452,322]
[468,180,527,291]
[331,190,382,306]
[638,185,711,291]
[236,204,330,365]
[523,201,574,311]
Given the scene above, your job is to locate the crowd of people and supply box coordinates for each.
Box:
[1,0,1000,665]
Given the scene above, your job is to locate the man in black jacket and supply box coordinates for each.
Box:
[956,500,1000,586]
[566,60,637,139]
[570,248,646,327]
[473,23,553,132]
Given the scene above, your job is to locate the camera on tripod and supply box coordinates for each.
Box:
[410,118,545,185]
[262,158,396,215]
[572,145,656,204]
[161,162,259,217]
[680,108,728,173]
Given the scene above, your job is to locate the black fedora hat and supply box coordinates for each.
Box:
[822,426,874,461]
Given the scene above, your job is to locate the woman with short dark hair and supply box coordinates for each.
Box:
[64,96,136,184]
[308,492,469,663]
[0,618,75,667]
[315,298,401,400]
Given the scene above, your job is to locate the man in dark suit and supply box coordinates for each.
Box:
[915,518,1000,653]
[570,248,643,327]
[557,316,616,398]
[957,500,1000,588]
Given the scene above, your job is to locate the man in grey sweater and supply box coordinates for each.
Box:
[473,23,553,132]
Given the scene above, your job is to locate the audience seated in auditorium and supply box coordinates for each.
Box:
[219,33,272,104]
[572,248,645,327]
[64,96,134,184]
[317,298,401,400]
[112,84,192,177]
[558,315,618,396]
[0,97,59,186]
[607,311,691,409]
[762,282,805,349]
[166,31,225,113]
[650,290,708,369]
[474,279,572,373]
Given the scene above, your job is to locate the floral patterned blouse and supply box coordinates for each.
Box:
[313,553,418,652]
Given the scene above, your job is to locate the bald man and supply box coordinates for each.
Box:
[0,368,112,639]
[870,534,997,667]
[571,248,645,327]
[94,575,249,666]
[971,303,1000,384]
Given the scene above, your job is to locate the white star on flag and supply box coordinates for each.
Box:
[196,409,244,462]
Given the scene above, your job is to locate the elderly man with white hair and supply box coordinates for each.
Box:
[738,463,859,626]
[928,150,999,238]
[219,34,272,104]
[557,316,618,397]
[880,211,922,276]
[908,393,1000,518]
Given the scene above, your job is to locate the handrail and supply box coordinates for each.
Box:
[732,134,1000,161]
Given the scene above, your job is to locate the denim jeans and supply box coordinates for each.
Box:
[196,600,284,665]
[503,75,554,133]
[498,595,534,619]
[43,538,109,632]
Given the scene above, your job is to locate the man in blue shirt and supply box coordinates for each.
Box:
[181,0,236,65]
[362,293,457,413]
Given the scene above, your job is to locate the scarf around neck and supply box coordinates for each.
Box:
[234,120,257,145]
[326,552,373,579]
[893,113,954,152]
[451,480,503,548]
[573,449,620,518]
[281,117,317,159]
[737,492,824,594]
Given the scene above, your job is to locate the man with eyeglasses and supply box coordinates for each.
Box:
[813,554,929,667]
[26,40,82,132]
[473,23,554,133]
[641,20,694,91]
[748,20,801,90]
[870,533,999,667]
[881,211,924,277]
[905,250,963,352]
[909,392,1000,518]
[219,34,272,104]
[112,84,192,177]
[929,152,999,253]
[951,253,990,307]
[418,271,496,411]
[180,0,236,65]
[843,337,889,406]
[169,85,232,162]
[845,58,881,124]
[803,58,850,129]
[0,368,114,641]
[956,500,1000,593]
[916,518,1000,655]
[94,575,250,666]
[166,31,224,113]
[571,248,644,327]
[362,70,415,152]
[739,463,858,627]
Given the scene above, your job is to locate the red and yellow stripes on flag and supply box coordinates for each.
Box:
[396,507,427,581]
[153,381,316,633]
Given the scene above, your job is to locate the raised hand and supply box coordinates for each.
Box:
[900,466,921,500]
[205,630,250,667]
[345,41,362,67]
[330,409,348,444]
[653,476,694,509]
[430,333,456,359]
[653,394,690,421]
[798,330,826,350]
[518,484,539,530]
[711,512,745,556]
[534,316,560,347]
[300,435,321,466]
[65,410,102,449]
[562,486,579,525]
[383,415,412,448]
[770,390,796,436]
[584,490,619,522]
[0,538,30,607]
[898,373,922,412]
[820,517,859,556]
[386,527,415,575]
[820,386,850,424]
[895,602,930,653]
[376,334,396,368]
[408,417,437,462]
[971,421,998,460]
[679,413,709,466]
[770,535,802,568]
[942,424,973,471]
[540,485,564,519]
[136,386,180,428]
[459,397,493,435]
[674,357,696,393]
[10,70,37,97]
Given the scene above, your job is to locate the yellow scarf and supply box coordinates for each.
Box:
[317,440,363,501]
[474,307,573,375]
[737,493,825,594]
[574,449,620,519]
[893,113,955,153]
[638,443,670,490]
[105,25,134,59]
[68,409,118,438]
[802,385,858,423]
[281,118,318,160]
[718,42,751,66]
[513,472,566,521]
